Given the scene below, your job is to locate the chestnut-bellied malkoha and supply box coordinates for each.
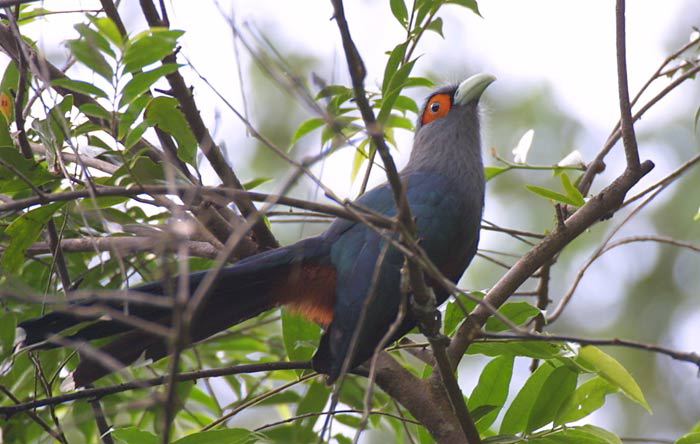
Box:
[18,73,494,388]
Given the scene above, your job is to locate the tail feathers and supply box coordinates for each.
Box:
[17,237,336,387]
[72,330,160,387]
[18,312,93,349]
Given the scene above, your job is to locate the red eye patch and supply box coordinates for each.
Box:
[421,93,452,126]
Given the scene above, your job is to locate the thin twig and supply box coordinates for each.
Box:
[0,386,67,442]
[0,361,312,416]
[477,332,700,368]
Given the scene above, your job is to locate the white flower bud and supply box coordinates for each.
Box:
[512,129,534,164]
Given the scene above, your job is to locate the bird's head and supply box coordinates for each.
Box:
[406,73,495,176]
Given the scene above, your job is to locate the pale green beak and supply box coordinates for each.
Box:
[454,73,496,105]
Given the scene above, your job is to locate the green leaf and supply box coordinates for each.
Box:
[112,156,164,186]
[47,95,74,142]
[378,59,417,123]
[124,120,152,149]
[242,177,273,190]
[443,293,479,335]
[500,362,554,434]
[118,95,151,139]
[351,138,370,182]
[526,365,578,432]
[281,309,321,363]
[52,78,109,99]
[468,355,514,430]
[0,60,19,93]
[123,29,184,73]
[89,16,124,48]
[579,424,623,444]
[404,77,435,88]
[0,61,19,121]
[291,117,325,145]
[390,0,409,27]
[75,23,115,58]
[0,112,12,147]
[468,340,564,360]
[18,7,52,24]
[386,114,413,130]
[677,432,700,444]
[0,147,56,193]
[2,203,64,273]
[446,0,481,16]
[172,429,259,444]
[576,345,651,412]
[426,17,444,37]
[315,84,352,100]
[484,302,541,332]
[528,425,621,444]
[67,38,113,82]
[113,427,159,444]
[77,196,130,210]
[260,424,318,443]
[80,102,112,121]
[485,166,509,181]
[382,42,408,94]
[119,64,179,108]
[560,172,585,206]
[297,381,331,425]
[555,376,618,425]
[393,95,419,114]
[0,312,16,357]
[145,96,197,166]
[526,184,582,206]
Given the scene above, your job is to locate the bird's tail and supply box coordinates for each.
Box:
[17,237,335,387]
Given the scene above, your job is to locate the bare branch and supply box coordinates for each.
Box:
[477,332,700,369]
[615,0,641,170]
[0,361,312,416]
[138,0,279,251]
[23,236,219,259]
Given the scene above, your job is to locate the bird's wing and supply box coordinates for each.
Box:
[315,172,481,381]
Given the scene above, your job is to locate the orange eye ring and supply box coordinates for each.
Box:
[421,93,452,126]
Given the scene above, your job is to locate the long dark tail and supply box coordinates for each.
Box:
[17,237,335,387]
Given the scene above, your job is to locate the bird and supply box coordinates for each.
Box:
[16,73,494,389]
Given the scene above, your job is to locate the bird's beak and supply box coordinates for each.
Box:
[454,73,496,106]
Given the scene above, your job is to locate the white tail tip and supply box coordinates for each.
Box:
[60,374,76,392]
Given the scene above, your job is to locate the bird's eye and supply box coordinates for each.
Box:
[421,93,452,126]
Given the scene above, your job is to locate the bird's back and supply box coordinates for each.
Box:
[313,169,483,380]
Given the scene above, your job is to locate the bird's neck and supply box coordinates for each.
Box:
[402,122,484,194]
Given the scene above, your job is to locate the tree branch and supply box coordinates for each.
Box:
[138,0,278,250]
[615,0,640,170]
[449,161,654,364]
[0,361,312,417]
[330,1,480,442]
[477,332,700,369]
